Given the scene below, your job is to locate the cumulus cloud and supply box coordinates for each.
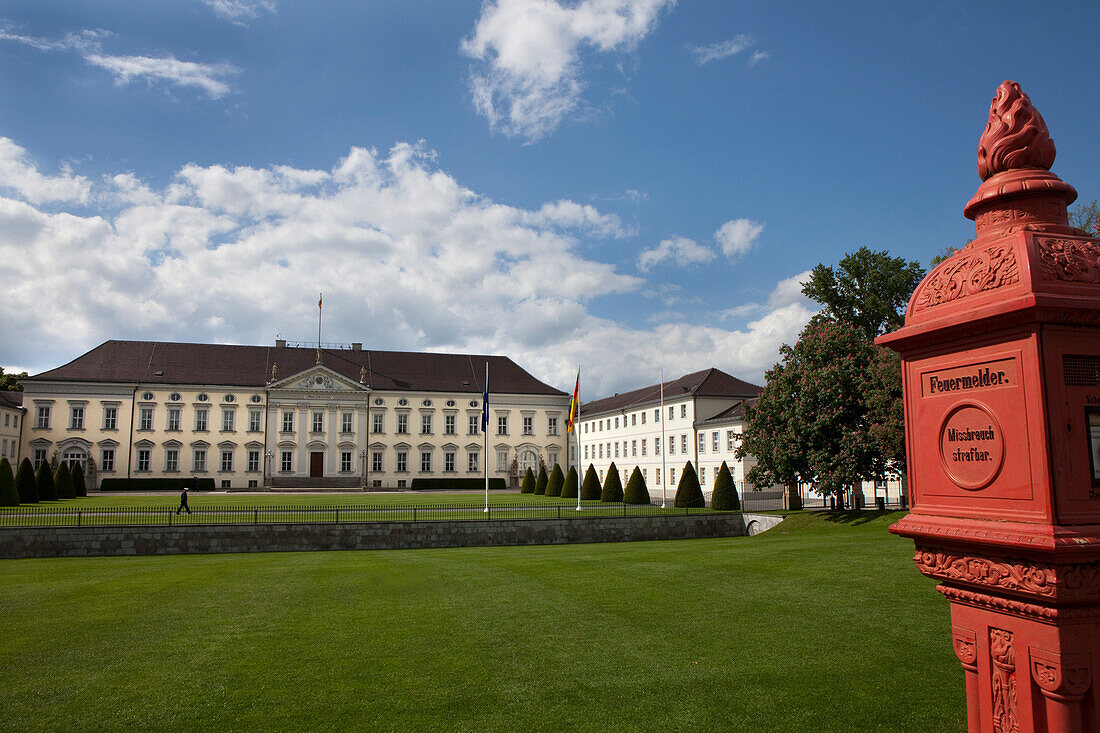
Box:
[637,235,715,271]
[0,135,809,398]
[201,0,276,24]
[714,218,763,258]
[0,23,238,98]
[461,0,675,141]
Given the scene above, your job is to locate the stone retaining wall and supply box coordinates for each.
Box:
[0,513,784,559]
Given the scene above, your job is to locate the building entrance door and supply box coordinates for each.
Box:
[310,452,324,478]
[518,449,538,476]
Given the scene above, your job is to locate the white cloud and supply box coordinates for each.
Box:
[201,0,276,24]
[0,23,238,98]
[637,235,715,271]
[767,269,813,309]
[750,50,769,66]
[461,0,675,141]
[688,34,754,65]
[714,218,763,258]
[0,135,809,398]
[0,138,90,204]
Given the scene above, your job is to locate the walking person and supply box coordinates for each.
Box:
[177,486,192,515]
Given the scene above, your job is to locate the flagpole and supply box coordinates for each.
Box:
[660,368,667,508]
[483,361,489,513]
[316,293,323,364]
[575,368,582,511]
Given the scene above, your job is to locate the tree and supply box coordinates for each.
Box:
[561,466,579,499]
[580,465,601,500]
[1070,199,1099,237]
[71,463,87,497]
[15,458,37,503]
[710,461,739,511]
[55,462,76,500]
[36,460,57,501]
[623,467,650,505]
[534,464,548,495]
[546,464,564,497]
[520,468,535,494]
[0,367,27,392]
[0,458,18,506]
[674,461,704,508]
[802,247,925,340]
[600,462,623,503]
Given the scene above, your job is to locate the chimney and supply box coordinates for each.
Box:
[275,339,286,348]
[352,342,362,351]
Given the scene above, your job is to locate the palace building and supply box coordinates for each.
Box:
[21,339,570,490]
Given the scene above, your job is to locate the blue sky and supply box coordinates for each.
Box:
[2,0,1098,397]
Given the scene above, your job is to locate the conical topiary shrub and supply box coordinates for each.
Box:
[561,466,579,499]
[36,460,58,501]
[15,458,37,503]
[534,464,548,495]
[520,468,535,494]
[600,461,624,503]
[580,464,601,500]
[674,461,705,508]
[710,461,740,511]
[546,464,564,497]
[71,463,87,497]
[55,462,76,500]
[0,457,18,506]
[623,466,650,505]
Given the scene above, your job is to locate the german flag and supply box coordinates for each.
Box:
[566,370,580,433]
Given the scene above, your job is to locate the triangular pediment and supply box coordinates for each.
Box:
[269,364,369,393]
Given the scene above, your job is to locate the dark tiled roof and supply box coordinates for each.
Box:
[696,397,757,425]
[27,341,566,396]
[0,390,23,409]
[581,368,762,417]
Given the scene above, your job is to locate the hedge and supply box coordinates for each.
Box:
[15,458,37,503]
[580,464,601,500]
[600,462,624,503]
[55,462,76,500]
[100,478,217,492]
[561,466,579,499]
[0,457,17,506]
[409,478,507,491]
[520,468,535,494]
[674,461,705,508]
[623,466,650,505]
[710,461,740,511]
[534,465,548,495]
[36,461,57,501]
[71,463,87,497]
[545,464,564,497]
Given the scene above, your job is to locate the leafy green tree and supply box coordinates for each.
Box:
[580,464,601,500]
[15,458,37,503]
[561,466,579,499]
[520,468,535,494]
[0,367,27,391]
[36,460,57,501]
[600,462,623,503]
[71,463,87,497]
[534,464,548,495]
[0,457,18,506]
[1070,199,1099,237]
[802,247,925,340]
[545,464,564,497]
[55,462,76,500]
[623,467,650,505]
[709,461,739,511]
[674,461,704,508]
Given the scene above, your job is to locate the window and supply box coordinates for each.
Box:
[631,414,637,426]
[614,417,619,429]
[397,414,409,434]
[641,411,646,425]
[522,416,533,435]
[101,448,115,472]
[247,450,260,472]
[496,450,508,472]
[598,444,603,459]
[10,415,15,428]
[371,452,383,472]
[165,448,179,472]
[669,406,674,420]
[445,414,456,435]
[548,416,558,435]
[33,448,47,469]
[497,415,508,436]
[396,451,408,473]
[468,452,479,472]
[70,406,84,429]
[584,423,588,433]
[103,406,117,430]
[614,442,619,458]
[642,468,647,480]
[727,430,735,451]
[34,405,50,429]
[312,412,324,433]
[167,408,181,431]
[654,437,660,453]
[421,414,432,434]
[139,407,153,431]
[281,451,293,472]
[222,409,235,432]
[681,435,688,453]
[341,412,353,433]
[373,413,384,433]
[194,449,207,472]
[249,410,262,432]
[669,438,675,455]
[599,420,603,432]
[631,440,637,457]
[699,434,706,453]
[446,452,457,472]
[420,451,432,472]
[137,449,150,472]
[681,404,687,419]
[468,414,480,435]
[654,409,659,422]
[341,451,353,473]
[641,440,647,457]
[700,467,706,484]
[220,450,233,472]
[196,408,209,432]
[713,432,719,452]
[584,445,589,460]
[670,467,676,485]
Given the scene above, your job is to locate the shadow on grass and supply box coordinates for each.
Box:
[820,510,906,526]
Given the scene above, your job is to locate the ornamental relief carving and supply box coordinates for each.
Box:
[915,551,1056,597]
[1036,237,1100,284]
[1030,648,1091,697]
[913,244,1019,310]
[990,629,1020,733]
[951,626,978,668]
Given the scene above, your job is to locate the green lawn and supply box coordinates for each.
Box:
[0,511,964,732]
[1,491,582,509]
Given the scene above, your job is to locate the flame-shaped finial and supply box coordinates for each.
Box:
[976,81,1056,180]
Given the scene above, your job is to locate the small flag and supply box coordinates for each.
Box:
[481,366,489,433]
[318,293,323,309]
[567,370,580,433]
